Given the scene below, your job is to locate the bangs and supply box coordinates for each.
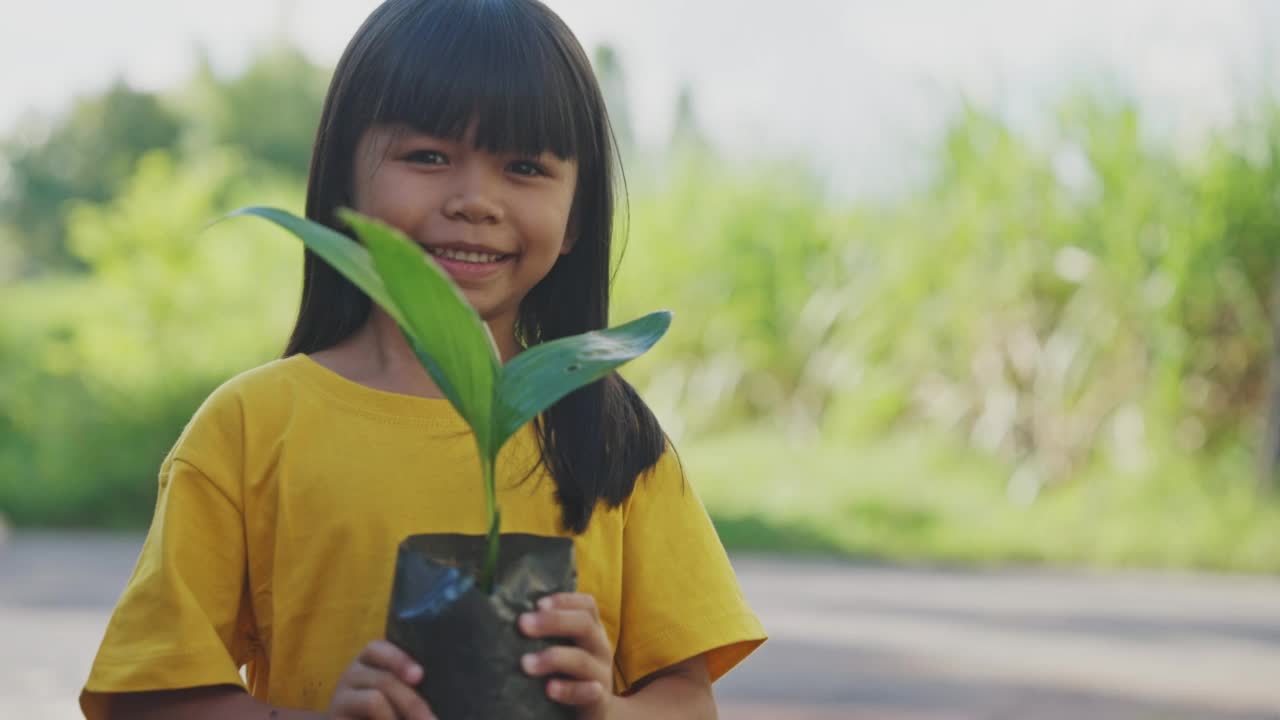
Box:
[348,0,596,162]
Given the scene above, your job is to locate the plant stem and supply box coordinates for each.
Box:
[480,456,500,593]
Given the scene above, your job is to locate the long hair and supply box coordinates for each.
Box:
[285,0,667,533]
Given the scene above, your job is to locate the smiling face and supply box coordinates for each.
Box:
[351,121,579,350]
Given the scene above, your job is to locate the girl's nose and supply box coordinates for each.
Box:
[443,188,503,225]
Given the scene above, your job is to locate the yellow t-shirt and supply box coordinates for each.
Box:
[80,355,766,718]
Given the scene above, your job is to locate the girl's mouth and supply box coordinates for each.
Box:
[423,245,514,282]
[426,246,511,264]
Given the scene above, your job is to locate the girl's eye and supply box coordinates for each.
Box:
[404,149,447,165]
[509,160,547,177]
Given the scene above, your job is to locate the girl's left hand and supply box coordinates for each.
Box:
[519,593,616,720]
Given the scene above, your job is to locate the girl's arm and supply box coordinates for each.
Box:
[112,685,324,720]
[612,656,716,720]
[112,640,434,720]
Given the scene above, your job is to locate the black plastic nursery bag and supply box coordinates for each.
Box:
[386,533,577,720]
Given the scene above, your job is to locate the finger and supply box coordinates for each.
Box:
[359,639,424,685]
[520,609,611,659]
[537,593,601,621]
[333,688,396,720]
[522,645,609,683]
[343,666,436,720]
[378,676,435,720]
[546,678,606,706]
[520,608,594,638]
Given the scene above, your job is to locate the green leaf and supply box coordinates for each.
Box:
[492,311,673,450]
[338,209,501,459]
[222,206,673,580]
[223,206,406,327]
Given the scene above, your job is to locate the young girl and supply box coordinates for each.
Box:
[80,1,765,718]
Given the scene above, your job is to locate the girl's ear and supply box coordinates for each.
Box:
[560,214,579,255]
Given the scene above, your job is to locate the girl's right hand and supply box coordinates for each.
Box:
[328,640,436,720]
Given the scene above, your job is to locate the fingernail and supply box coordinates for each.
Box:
[520,613,536,630]
[521,653,539,673]
[407,664,423,683]
[538,596,554,609]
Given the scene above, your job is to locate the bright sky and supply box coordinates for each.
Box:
[2,0,1277,197]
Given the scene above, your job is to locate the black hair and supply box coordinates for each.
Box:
[285,0,667,533]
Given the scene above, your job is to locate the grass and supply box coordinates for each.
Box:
[687,425,1280,574]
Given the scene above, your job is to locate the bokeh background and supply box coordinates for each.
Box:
[12,1,1280,717]
[3,2,1280,718]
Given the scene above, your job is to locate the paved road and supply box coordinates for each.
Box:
[2,531,1278,719]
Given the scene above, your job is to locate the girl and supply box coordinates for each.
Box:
[80,1,766,718]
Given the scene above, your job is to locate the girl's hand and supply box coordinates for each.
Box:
[520,593,616,720]
[329,639,436,720]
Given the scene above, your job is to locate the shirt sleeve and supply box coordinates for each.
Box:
[614,447,767,692]
[79,445,254,719]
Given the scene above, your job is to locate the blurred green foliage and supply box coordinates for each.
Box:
[617,96,1280,487]
[0,83,183,274]
[180,47,330,177]
[1,47,1277,570]
[0,148,301,526]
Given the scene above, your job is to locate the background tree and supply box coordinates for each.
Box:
[0,83,182,275]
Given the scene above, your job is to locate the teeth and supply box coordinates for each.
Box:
[428,247,505,263]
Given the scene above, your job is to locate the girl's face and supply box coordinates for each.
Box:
[351,121,579,344]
